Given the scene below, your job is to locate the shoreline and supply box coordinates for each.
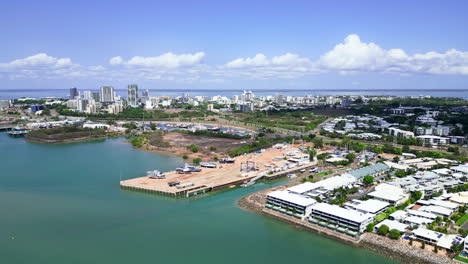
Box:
[24,134,121,144]
[237,190,457,264]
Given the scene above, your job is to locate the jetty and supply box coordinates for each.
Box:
[120,145,316,197]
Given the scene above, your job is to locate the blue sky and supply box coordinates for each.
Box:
[1,0,468,90]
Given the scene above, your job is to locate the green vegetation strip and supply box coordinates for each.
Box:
[456,213,468,226]
[454,256,468,263]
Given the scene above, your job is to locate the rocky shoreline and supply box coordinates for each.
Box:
[238,191,456,264]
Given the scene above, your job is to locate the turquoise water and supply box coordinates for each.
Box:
[0,133,397,264]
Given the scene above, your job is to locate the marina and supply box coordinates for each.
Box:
[120,144,317,197]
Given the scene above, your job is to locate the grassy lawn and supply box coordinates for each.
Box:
[315,170,333,178]
[454,256,468,263]
[456,213,468,226]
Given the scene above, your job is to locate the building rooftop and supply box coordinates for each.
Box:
[412,228,444,242]
[287,174,356,194]
[311,203,373,223]
[368,183,407,202]
[376,219,408,233]
[346,199,390,214]
[348,163,389,179]
[437,234,464,250]
[267,190,317,207]
[406,209,437,219]
[420,205,452,216]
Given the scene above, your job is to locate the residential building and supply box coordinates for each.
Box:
[344,199,389,214]
[416,135,449,146]
[30,105,44,113]
[69,87,78,99]
[266,190,316,218]
[0,100,10,110]
[237,102,254,112]
[348,163,390,180]
[100,86,115,103]
[309,203,374,233]
[128,84,139,106]
[368,183,409,205]
[388,127,414,138]
[92,92,100,102]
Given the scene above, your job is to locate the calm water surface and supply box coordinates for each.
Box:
[0,133,397,264]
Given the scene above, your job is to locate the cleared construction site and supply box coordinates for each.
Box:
[120,144,316,197]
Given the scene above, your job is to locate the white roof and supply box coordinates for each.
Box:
[311,203,373,223]
[432,168,452,175]
[447,192,468,204]
[451,165,468,174]
[405,216,433,225]
[420,206,452,216]
[368,184,406,202]
[389,210,408,220]
[347,199,389,214]
[267,190,316,207]
[326,157,347,163]
[437,234,463,249]
[287,174,356,194]
[384,161,409,170]
[376,219,408,233]
[406,209,437,219]
[427,199,459,210]
[412,228,443,242]
[287,182,316,194]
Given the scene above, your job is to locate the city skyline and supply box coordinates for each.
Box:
[1,0,468,91]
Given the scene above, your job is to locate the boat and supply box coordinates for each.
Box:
[200,162,217,168]
[7,127,29,137]
[207,126,220,131]
[309,167,318,173]
[299,169,306,173]
[287,173,297,179]
[176,182,194,189]
[147,170,166,179]
[168,181,180,187]
[219,157,235,163]
[176,167,191,174]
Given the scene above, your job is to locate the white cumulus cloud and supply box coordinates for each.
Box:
[111,52,206,68]
[2,53,73,69]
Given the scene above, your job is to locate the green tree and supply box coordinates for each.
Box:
[411,191,423,201]
[312,138,324,149]
[308,148,317,161]
[366,223,375,232]
[389,229,401,240]
[193,158,202,165]
[182,155,188,159]
[378,224,389,235]
[393,156,400,163]
[41,108,51,116]
[395,169,406,178]
[345,153,356,161]
[363,175,374,186]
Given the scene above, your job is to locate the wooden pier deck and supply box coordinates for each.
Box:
[120,146,316,197]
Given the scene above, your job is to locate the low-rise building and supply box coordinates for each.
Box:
[416,135,449,146]
[309,203,374,233]
[266,190,316,218]
[368,183,409,205]
[411,228,444,245]
[388,127,414,138]
[348,163,390,180]
[344,199,389,214]
[376,219,408,233]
